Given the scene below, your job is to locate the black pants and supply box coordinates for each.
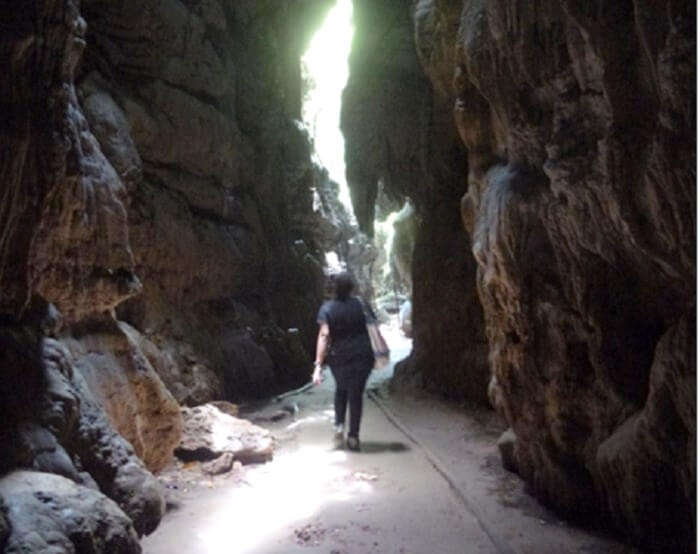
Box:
[331,366,371,438]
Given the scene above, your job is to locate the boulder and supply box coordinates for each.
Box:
[175,404,274,464]
[202,453,235,476]
[0,471,140,554]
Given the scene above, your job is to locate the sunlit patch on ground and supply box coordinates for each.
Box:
[194,442,375,552]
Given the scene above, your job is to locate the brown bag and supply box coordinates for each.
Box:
[367,322,390,369]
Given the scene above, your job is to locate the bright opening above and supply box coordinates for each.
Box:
[301,0,354,214]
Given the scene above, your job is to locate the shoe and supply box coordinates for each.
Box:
[333,424,344,440]
[346,436,360,451]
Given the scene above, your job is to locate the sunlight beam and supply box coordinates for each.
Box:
[302,0,354,213]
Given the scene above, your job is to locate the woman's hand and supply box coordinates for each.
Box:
[312,363,323,385]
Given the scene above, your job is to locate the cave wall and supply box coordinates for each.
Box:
[343,0,695,550]
[80,0,332,403]
[0,0,332,547]
[459,1,695,549]
[342,0,491,403]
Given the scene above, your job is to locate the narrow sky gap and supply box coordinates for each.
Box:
[301,0,354,215]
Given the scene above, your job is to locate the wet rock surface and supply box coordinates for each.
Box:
[344,0,695,551]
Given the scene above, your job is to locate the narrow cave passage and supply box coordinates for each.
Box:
[0,0,693,553]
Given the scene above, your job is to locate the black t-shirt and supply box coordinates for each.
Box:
[317,296,375,367]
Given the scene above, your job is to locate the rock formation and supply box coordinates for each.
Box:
[390,202,417,294]
[343,0,695,551]
[0,0,334,547]
[313,167,378,302]
[0,471,141,554]
[343,0,491,402]
[175,403,274,465]
[79,0,333,402]
[0,0,694,551]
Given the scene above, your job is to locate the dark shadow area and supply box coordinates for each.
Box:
[350,441,409,454]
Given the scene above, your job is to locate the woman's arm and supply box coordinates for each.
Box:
[312,323,330,384]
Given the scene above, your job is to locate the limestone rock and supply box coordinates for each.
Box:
[0,471,140,554]
[343,0,490,404]
[82,0,230,98]
[346,0,695,551]
[209,401,239,417]
[77,0,329,406]
[63,319,183,473]
[18,424,86,485]
[0,1,140,322]
[127,329,223,407]
[595,313,695,552]
[176,404,274,465]
[0,0,331,545]
[497,428,518,474]
[456,2,695,549]
[32,332,165,537]
[202,453,235,476]
[79,72,142,190]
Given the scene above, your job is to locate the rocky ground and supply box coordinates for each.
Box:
[142,326,637,554]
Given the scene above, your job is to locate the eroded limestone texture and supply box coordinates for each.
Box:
[79,0,332,402]
[344,0,695,550]
[0,0,334,544]
[176,403,274,465]
[0,471,141,554]
[343,0,490,403]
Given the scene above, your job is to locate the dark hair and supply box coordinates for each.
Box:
[333,272,355,301]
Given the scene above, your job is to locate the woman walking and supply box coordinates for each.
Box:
[312,272,376,451]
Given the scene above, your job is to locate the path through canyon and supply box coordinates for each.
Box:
[142,327,635,554]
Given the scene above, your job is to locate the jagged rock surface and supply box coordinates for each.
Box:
[344,0,695,550]
[0,471,141,554]
[313,167,378,301]
[456,2,695,550]
[342,0,490,403]
[1,0,168,540]
[0,327,166,537]
[62,319,183,473]
[0,0,334,545]
[79,0,332,402]
[176,404,274,465]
